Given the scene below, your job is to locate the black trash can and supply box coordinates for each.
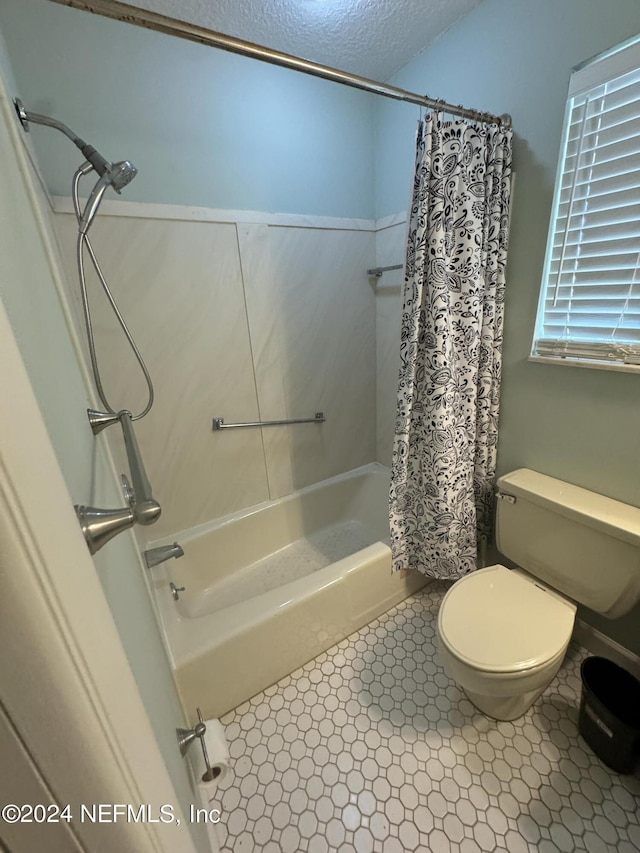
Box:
[579,656,640,774]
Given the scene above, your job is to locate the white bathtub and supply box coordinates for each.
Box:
[151,463,425,719]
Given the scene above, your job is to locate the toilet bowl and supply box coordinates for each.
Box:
[437,565,576,720]
[434,468,640,722]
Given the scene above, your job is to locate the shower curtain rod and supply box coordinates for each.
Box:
[48,0,511,128]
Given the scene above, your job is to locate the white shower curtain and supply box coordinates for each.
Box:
[389,112,512,579]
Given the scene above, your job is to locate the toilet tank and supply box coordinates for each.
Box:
[496,469,640,619]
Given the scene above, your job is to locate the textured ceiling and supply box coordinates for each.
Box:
[118,0,486,81]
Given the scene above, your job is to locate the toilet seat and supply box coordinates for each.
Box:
[438,564,576,675]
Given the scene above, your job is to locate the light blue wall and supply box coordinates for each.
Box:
[374,0,640,653]
[0,0,375,218]
[375,0,640,219]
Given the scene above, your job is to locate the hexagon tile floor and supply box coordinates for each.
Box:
[212,582,640,853]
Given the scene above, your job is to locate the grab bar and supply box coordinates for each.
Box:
[75,408,161,554]
[213,412,325,430]
[367,263,403,277]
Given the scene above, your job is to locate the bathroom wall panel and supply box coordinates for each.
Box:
[53,214,269,538]
[242,224,377,499]
[53,210,378,534]
[374,221,405,466]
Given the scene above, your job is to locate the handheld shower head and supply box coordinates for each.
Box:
[78,160,137,235]
[72,159,138,235]
[109,160,138,192]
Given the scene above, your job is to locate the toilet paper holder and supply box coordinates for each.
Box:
[176,707,220,782]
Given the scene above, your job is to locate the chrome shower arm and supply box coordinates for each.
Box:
[15,98,110,176]
[18,107,82,143]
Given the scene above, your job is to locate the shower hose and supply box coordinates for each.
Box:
[72,164,154,421]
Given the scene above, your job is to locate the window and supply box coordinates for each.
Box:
[532,35,640,369]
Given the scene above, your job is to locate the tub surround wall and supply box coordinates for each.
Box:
[239,223,377,499]
[52,203,377,538]
[53,212,270,536]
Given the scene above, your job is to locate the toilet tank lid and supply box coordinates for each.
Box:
[497,469,640,548]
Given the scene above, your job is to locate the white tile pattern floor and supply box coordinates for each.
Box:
[214,582,640,852]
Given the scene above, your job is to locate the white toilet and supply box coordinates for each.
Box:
[437,468,640,721]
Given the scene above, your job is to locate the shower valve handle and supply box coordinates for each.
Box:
[74,505,135,555]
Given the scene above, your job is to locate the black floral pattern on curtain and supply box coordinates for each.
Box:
[389,112,513,579]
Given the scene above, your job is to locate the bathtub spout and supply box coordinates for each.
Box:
[144,542,184,568]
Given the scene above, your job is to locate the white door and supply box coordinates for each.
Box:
[0,299,204,853]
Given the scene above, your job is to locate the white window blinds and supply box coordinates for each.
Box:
[533,36,640,367]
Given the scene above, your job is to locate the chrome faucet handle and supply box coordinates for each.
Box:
[169,582,186,601]
[75,505,135,555]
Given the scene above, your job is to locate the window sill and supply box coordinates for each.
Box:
[528,355,640,375]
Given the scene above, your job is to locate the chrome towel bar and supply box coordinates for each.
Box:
[213,412,325,430]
